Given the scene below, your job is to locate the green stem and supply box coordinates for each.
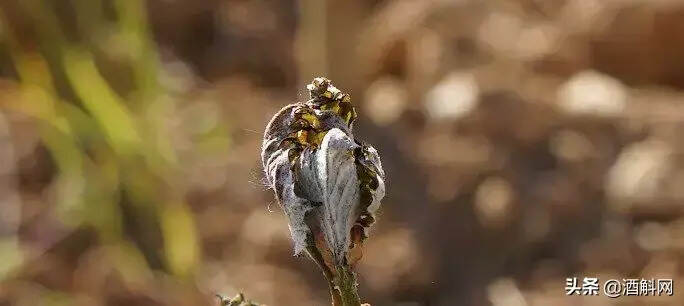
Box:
[305,245,362,305]
[333,265,361,306]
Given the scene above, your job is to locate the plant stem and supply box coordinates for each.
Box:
[333,265,361,306]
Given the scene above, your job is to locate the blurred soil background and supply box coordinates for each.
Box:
[1,0,684,305]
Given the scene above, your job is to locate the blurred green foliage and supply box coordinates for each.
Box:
[0,0,200,284]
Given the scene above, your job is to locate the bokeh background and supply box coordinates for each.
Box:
[1,0,683,305]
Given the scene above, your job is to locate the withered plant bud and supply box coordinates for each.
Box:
[261,78,385,306]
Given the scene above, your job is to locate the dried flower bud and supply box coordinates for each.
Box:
[262,78,385,273]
